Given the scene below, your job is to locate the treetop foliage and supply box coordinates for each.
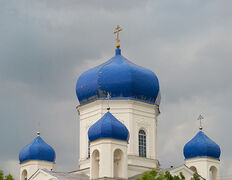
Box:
[136,169,185,180]
[0,170,14,180]
[136,169,202,180]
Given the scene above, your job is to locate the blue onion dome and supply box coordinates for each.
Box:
[184,131,221,160]
[88,111,129,142]
[76,48,160,106]
[19,133,56,163]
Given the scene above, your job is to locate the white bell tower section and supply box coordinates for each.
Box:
[90,139,128,179]
[75,26,161,178]
[77,99,160,177]
[184,119,221,180]
[20,160,54,180]
[185,157,220,180]
[19,132,56,180]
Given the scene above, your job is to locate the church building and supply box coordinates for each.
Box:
[18,26,221,180]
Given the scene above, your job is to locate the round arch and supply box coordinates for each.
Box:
[209,166,218,180]
[113,149,124,178]
[21,169,27,180]
[138,127,148,134]
[91,149,100,179]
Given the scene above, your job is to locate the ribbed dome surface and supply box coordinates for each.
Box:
[19,136,56,163]
[76,48,160,105]
[88,111,129,142]
[184,131,221,160]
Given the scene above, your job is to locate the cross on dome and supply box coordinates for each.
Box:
[37,121,40,136]
[197,114,204,131]
[114,25,122,48]
[107,92,111,111]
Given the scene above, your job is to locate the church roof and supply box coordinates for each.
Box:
[19,135,56,163]
[183,131,221,160]
[76,48,160,106]
[40,170,89,180]
[88,111,129,142]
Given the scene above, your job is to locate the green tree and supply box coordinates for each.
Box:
[191,172,201,180]
[0,171,14,180]
[136,169,204,180]
[5,174,14,180]
[0,170,3,180]
[136,169,185,180]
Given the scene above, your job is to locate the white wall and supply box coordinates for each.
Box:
[185,158,220,180]
[30,170,56,180]
[90,139,128,179]
[20,160,54,180]
[170,165,204,180]
[77,99,160,177]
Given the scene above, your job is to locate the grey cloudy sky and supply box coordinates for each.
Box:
[0,0,232,179]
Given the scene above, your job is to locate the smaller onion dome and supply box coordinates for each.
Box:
[184,131,221,160]
[88,111,129,142]
[19,134,56,163]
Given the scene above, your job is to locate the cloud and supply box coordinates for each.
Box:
[0,0,231,179]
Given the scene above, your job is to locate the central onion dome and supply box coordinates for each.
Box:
[19,134,56,163]
[183,131,221,160]
[76,48,160,105]
[88,111,129,142]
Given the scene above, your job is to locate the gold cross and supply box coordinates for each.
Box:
[107,92,111,111]
[114,25,122,48]
[197,114,204,130]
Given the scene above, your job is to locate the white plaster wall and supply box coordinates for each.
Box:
[170,165,200,180]
[90,139,128,179]
[77,99,159,174]
[128,164,154,177]
[72,167,90,177]
[185,158,220,180]
[30,170,56,180]
[20,161,54,180]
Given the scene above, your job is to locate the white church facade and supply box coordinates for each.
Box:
[18,27,221,180]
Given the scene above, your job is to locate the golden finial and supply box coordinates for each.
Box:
[114,25,122,48]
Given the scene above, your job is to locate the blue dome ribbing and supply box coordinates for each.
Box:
[184,131,221,160]
[88,111,129,142]
[19,136,56,163]
[76,48,160,105]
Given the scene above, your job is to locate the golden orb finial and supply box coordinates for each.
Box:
[114,25,122,48]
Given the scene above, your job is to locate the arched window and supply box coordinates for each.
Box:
[21,170,27,180]
[88,141,90,158]
[114,149,124,178]
[210,166,218,180]
[138,129,146,157]
[91,150,100,179]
